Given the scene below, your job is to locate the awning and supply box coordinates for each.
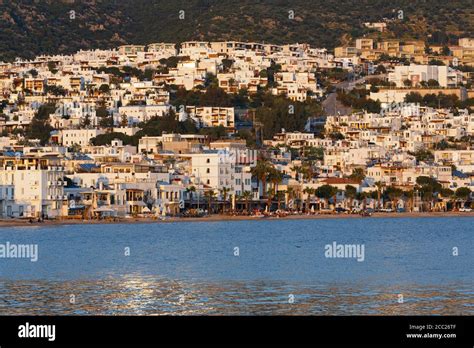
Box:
[93,207,115,212]
[126,201,147,207]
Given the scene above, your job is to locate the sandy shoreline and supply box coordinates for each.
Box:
[0,211,473,228]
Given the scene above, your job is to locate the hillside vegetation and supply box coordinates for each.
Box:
[0,0,472,61]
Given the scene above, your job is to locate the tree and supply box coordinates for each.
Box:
[81,114,91,128]
[26,104,56,145]
[410,149,434,163]
[416,176,442,211]
[99,84,110,94]
[403,189,415,212]
[356,191,369,210]
[416,176,442,192]
[441,45,451,56]
[315,185,338,209]
[267,167,283,208]
[99,115,114,129]
[198,125,227,140]
[375,65,387,74]
[46,85,67,96]
[329,132,344,141]
[186,186,196,202]
[275,191,285,211]
[241,191,253,213]
[120,114,129,127]
[375,181,384,210]
[91,132,136,146]
[348,168,365,183]
[221,59,234,72]
[405,92,423,104]
[303,187,315,212]
[440,188,454,198]
[27,117,53,145]
[385,186,404,210]
[219,187,230,213]
[47,62,58,74]
[304,146,324,162]
[251,158,273,199]
[455,187,471,200]
[427,79,440,87]
[136,111,198,137]
[429,59,445,66]
[204,190,216,214]
[345,185,357,210]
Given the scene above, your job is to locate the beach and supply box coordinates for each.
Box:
[1,211,473,228]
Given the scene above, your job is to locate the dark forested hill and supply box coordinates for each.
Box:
[0,0,472,61]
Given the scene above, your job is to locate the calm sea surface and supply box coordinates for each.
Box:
[0,217,473,315]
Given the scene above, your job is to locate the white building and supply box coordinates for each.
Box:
[0,154,66,218]
[118,104,172,125]
[61,129,105,147]
[190,149,254,197]
[181,106,235,128]
[388,65,462,88]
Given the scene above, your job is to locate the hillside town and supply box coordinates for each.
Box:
[0,37,474,221]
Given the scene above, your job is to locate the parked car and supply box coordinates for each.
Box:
[459,207,472,212]
[379,208,393,213]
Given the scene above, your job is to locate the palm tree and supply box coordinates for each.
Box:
[356,192,366,210]
[241,191,253,213]
[204,190,216,214]
[375,181,384,210]
[333,189,342,210]
[345,185,357,210]
[268,168,283,196]
[251,159,272,199]
[386,186,403,211]
[276,191,285,211]
[291,165,302,182]
[285,187,295,211]
[186,186,196,203]
[301,164,314,182]
[404,189,415,212]
[219,187,230,214]
[303,187,315,212]
[266,188,274,212]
